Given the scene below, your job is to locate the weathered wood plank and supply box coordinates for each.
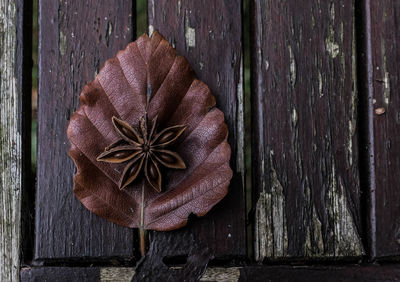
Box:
[21,267,100,282]
[36,0,137,260]
[21,267,241,282]
[239,265,400,281]
[0,0,31,280]
[369,0,400,258]
[147,0,246,258]
[251,0,363,260]
[21,265,400,282]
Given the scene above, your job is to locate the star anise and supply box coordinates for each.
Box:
[97,115,186,192]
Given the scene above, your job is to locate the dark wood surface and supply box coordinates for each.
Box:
[239,265,400,282]
[369,0,400,258]
[21,264,400,282]
[251,0,363,260]
[147,0,246,258]
[35,0,137,260]
[25,0,400,280]
[21,267,100,282]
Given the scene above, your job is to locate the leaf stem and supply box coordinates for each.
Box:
[139,227,146,257]
[139,179,146,256]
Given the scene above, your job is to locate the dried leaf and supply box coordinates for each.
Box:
[67,31,232,231]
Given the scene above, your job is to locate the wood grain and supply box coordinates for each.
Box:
[36,0,137,260]
[369,0,400,258]
[21,267,100,282]
[100,268,135,282]
[0,0,31,280]
[251,0,363,260]
[21,265,400,281]
[239,265,400,281]
[147,0,246,258]
[21,267,240,282]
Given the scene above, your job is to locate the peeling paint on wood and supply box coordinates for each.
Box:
[21,267,242,282]
[325,37,340,59]
[59,31,67,56]
[184,10,195,49]
[383,71,390,105]
[100,267,242,282]
[252,0,363,260]
[288,45,296,88]
[255,157,362,260]
[381,39,390,106]
[148,24,154,36]
[0,0,29,280]
[101,267,242,282]
[201,267,240,282]
[255,152,288,260]
[325,2,340,59]
[1,0,20,281]
[325,161,363,256]
[304,182,324,257]
[348,23,357,167]
[100,268,135,282]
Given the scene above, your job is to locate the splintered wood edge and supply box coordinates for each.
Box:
[99,267,241,282]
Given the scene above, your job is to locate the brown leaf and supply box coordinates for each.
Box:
[67,31,232,231]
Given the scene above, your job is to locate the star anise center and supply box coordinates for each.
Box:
[143,144,150,152]
[96,115,187,192]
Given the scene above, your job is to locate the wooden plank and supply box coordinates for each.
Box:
[239,265,400,281]
[21,267,100,282]
[21,267,241,282]
[369,0,400,258]
[21,265,400,281]
[147,0,246,258]
[0,0,31,280]
[36,0,137,260]
[251,0,363,260]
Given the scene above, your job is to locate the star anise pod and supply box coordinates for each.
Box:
[96,115,186,192]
